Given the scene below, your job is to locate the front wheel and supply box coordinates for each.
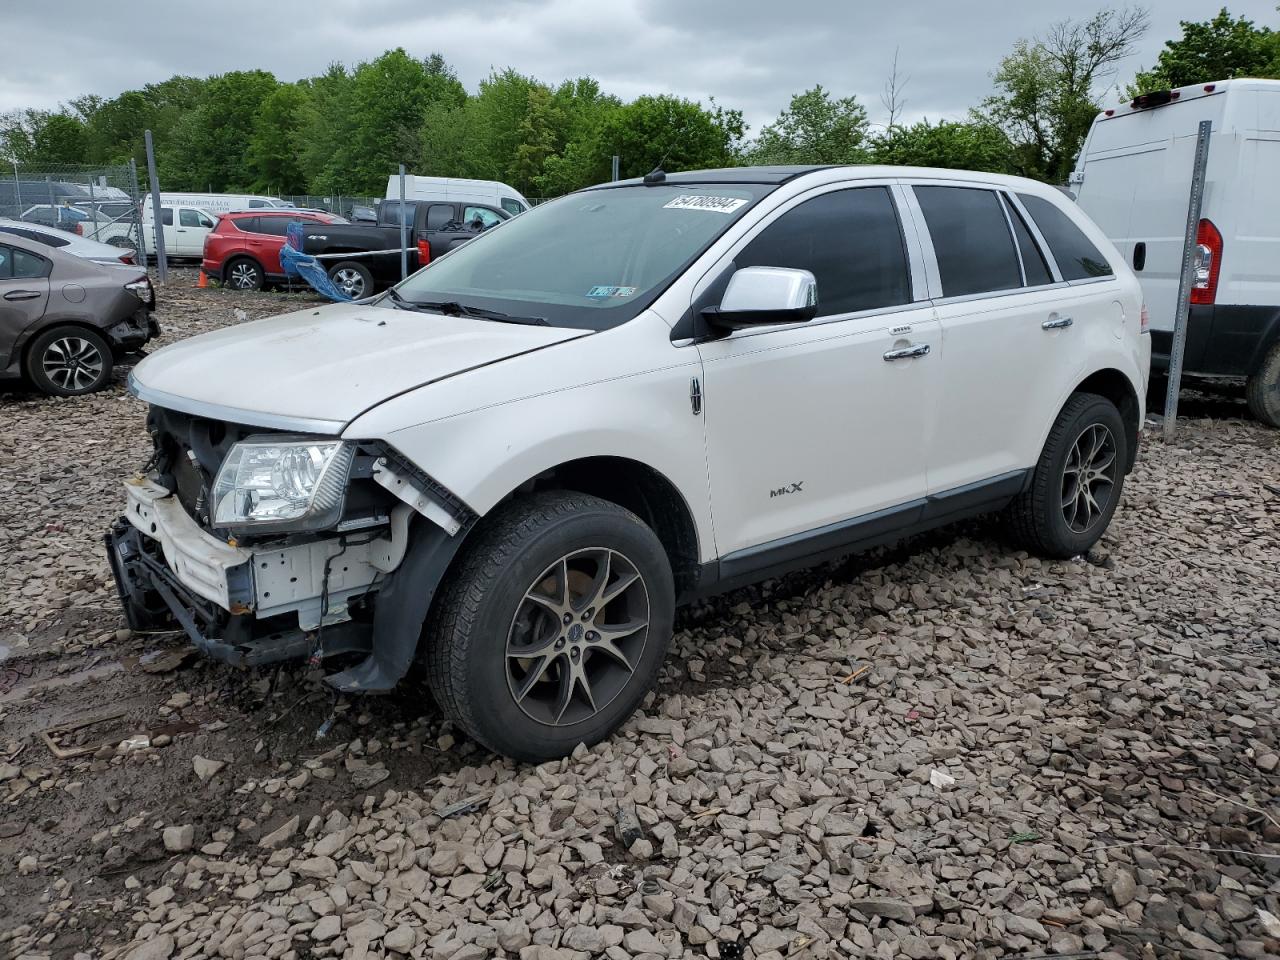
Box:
[426,492,674,762]
[328,261,373,299]
[1006,393,1128,559]
[1245,341,1280,428]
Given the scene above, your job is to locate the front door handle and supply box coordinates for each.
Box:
[883,342,931,361]
[3,290,41,301]
[1042,316,1073,330]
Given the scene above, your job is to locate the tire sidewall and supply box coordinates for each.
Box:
[329,261,372,299]
[458,507,674,762]
[1039,397,1128,555]
[226,258,263,290]
[27,326,113,396]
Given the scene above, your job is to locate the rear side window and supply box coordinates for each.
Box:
[0,227,68,248]
[1003,196,1053,286]
[252,217,293,237]
[425,204,455,231]
[501,198,525,215]
[914,186,1021,297]
[0,244,11,279]
[1017,194,1114,280]
[12,247,50,278]
[248,199,267,208]
[179,209,202,228]
[735,186,911,317]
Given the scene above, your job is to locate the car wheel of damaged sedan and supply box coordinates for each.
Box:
[426,491,674,763]
[28,325,112,396]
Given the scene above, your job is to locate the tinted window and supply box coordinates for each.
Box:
[381,202,417,227]
[914,186,1021,297]
[1017,194,1114,280]
[501,198,525,215]
[425,204,454,231]
[252,217,293,237]
[13,248,49,278]
[0,245,11,279]
[0,227,68,248]
[1004,195,1052,286]
[735,187,911,317]
[160,208,173,226]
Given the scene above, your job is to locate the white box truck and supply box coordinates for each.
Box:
[1072,78,1280,426]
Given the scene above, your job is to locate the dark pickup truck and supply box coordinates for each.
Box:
[301,199,510,298]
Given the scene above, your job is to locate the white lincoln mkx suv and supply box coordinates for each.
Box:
[108,165,1150,760]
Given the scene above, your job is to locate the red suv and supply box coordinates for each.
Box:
[202,210,342,290]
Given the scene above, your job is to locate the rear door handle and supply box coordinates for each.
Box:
[1042,316,1073,330]
[883,343,931,361]
[3,290,41,301]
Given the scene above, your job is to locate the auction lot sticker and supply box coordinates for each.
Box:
[663,195,748,213]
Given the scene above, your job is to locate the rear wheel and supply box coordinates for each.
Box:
[1245,341,1280,428]
[225,257,264,291]
[26,325,113,396]
[426,491,674,762]
[1007,393,1128,559]
[328,261,373,299]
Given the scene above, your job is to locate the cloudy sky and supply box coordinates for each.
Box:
[2,0,1276,133]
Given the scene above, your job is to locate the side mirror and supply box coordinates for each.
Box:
[702,266,818,331]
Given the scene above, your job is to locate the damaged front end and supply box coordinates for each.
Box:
[105,406,475,691]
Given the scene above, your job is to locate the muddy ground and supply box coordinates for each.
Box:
[0,273,1277,960]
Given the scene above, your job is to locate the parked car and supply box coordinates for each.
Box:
[202,210,346,289]
[0,218,140,265]
[96,203,219,259]
[386,175,529,216]
[109,165,1148,761]
[0,233,157,396]
[20,204,97,233]
[349,205,377,223]
[1074,77,1280,426]
[301,199,510,297]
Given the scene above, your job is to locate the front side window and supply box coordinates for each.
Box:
[395,183,772,331]
[462,206,504,231]
[914,186,1022,297]
[1017,194,1114,280]
[736,186,911,317]
[179,209,202,227]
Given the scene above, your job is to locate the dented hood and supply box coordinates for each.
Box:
[130,301,589,432]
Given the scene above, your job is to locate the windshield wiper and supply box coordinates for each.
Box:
[414,299,549,326]
[381,287,424,311]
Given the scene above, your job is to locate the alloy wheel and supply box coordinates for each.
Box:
[229,262,259,289]
[505,547,650,726]
[333,268,365,298]
[42,336,105,392]
[1061,422,1117,533]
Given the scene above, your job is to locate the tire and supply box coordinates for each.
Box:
[1007,393,1128,559]
[26,325,113,396]
[224,257,264,291]
[328,261,373,299]
[426,491,674,762]
[1245,341,1280,428]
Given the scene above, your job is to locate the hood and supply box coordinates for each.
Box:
[130,301,589,432]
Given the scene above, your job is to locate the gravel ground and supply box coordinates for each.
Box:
[0,277,1277,960]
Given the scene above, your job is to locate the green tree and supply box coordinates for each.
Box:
[0,110,88,166]
[749,86,869,164]
[1132,8,1280,93]
[509,86,562,196]
[980,7,1149,182]
[162,71,278,190]
[296,64,358,194]
[597,95,744,180]
[247,84,310,193]
[871,119,1016,173]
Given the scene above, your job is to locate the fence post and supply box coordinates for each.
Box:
[129,158,143,257]
[11,161,20,211]
[86,176,99,241]
[611,155,620,181]
[144,129,168,283]
[1163,120,1213,441]
[399,164,408,282]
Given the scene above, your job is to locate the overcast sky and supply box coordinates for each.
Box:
[2,0,1276,134]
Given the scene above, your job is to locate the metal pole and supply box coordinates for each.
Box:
[1163,119,1213,440]
[12,161,20,213]
[398,163,408,282]
[611,155,620,181]
[129,158,143,259]
[86,175,98,241]
[144,129,168,283]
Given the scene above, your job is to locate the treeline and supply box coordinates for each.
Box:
[2,7,1275,196]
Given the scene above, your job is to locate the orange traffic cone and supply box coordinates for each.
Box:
[197,270,209,288]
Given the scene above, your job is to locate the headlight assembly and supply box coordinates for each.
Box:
[212,439,354,534]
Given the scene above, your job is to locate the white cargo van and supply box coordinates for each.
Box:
[1073,78,1280,426]
[384,176,529,216]
[141,192,293,215]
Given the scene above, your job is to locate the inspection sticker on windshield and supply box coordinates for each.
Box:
[587,285,637,298]
[663,195,748,213]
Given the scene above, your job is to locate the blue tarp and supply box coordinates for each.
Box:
[280,221,353,302]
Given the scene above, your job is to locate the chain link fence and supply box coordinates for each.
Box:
[278,194,380,219]
[2,161,144,250]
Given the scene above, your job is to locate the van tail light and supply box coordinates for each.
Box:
[417,238,431,265]
[1139,303,1149,334]
[1190,218,1222,305]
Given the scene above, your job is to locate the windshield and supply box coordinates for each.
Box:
[393,183,772,330]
